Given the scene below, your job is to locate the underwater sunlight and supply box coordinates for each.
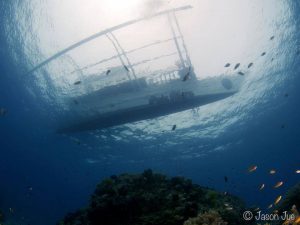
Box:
[0,0,300,225]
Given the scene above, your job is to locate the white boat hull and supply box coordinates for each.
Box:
[58,75,243,133]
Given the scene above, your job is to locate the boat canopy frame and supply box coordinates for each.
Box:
[27,5,194,90]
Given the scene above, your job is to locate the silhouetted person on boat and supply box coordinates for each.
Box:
[179,66,196,81]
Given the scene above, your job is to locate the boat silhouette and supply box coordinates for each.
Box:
[27,5,243,133]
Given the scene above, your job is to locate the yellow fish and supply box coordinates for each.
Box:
[248,165,257,173]
[274,181,283,188]
[274,195,282,205]
[259,184,265,190]
[269,169,276,175]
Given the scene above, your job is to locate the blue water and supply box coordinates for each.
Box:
[1,1,300,225]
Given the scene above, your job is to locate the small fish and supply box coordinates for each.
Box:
[182,67,191,82]
[224,191,228,195]
[226,207,233,210]
[74,100,79,105]
[224,176,228,183]
[238,72,245,76]
[261,52,266,56]
[72,138,81,145]
[248,165,258,173]
[248,63,253,68]
[273,210,279,214]
[74,81,81,85]
[259,184,265,190]
[224,203,230,207]
[281,124,286,129]
[124,65,129,72]
[284,93,289,98]
[28,186,33,191]
[254,207,260,211]
[269,169,276,175]
[106,69,111,75]
[270,36,275,40]
[182,73,190,81]
[274,181,283,188]
[234,63,240,70]
[0,108,7,116]
[224,63,230,67]
[274,195,282,205]
[9,207,14,213]
[268,204,273,209]
[172,125,177,131]
[296,170,300,174]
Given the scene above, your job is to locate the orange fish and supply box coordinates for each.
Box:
[274,195,282,205]
[274,181,283,188]
[295,217,300,224]
[269,169,276,175]
[248,165,257,173]
[259,184,265,190]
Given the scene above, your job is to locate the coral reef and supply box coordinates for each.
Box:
[183,210,227,225]
[282,205,300,225]
[278,183,300,212]
[271,182,300,225]
[58,170,251,225]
